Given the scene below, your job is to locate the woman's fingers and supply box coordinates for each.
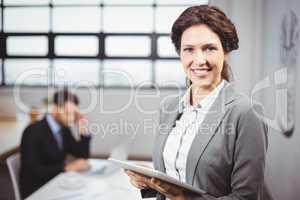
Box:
[148,178,184,198]
[129,179,148,189]
[127,170,149,181]
[125,170,150,189]
[149,178,168,194]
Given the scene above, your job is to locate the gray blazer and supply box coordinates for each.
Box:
[144,82,268,200]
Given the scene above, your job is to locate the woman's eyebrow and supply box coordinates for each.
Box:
[181,44,194,47]
[181,42,218,47]
[202,43,218,48]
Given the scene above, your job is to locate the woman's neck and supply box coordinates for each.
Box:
[190,81,221,106]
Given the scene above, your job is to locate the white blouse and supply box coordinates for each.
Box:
[163,80,225,183]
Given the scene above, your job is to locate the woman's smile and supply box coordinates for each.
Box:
[190,66,212,77]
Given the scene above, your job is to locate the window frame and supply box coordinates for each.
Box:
[0,1,208,88]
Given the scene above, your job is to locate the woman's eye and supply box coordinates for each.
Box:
[183,48,193,52]
[205,46,217,52]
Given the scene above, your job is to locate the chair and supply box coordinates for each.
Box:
[6,153,21,200]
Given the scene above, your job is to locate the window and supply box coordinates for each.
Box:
[0,0,209,87]
[53,59,100,86]
[105,36,151,57]
[103,60,152,86]
[155,60,185,87]
[5,59,50,85]
[157,36,178,58]
[156,0,204,5]
[155,6,188,33]
[52,0,101,5]
[55,36,99,56]
[52,7,101,33]
[4,7,50,32]
[7,36,48,56]
[3,0,50,5]
[103,7,153,33]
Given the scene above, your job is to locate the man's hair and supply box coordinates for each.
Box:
[53,89,79,107]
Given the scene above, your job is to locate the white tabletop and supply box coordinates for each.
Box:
[26,159,155,200]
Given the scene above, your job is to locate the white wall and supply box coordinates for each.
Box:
[212,0,300,199]
[260,0,300,199]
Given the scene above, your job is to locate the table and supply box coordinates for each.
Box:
[26,159,155,200]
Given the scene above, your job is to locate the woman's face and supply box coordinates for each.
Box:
[180,24,227,90]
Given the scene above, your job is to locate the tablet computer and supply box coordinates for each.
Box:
[108,158,206,195]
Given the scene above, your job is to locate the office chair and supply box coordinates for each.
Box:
[6,153,21,200]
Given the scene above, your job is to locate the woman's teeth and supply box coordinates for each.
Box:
[191,68,211,76]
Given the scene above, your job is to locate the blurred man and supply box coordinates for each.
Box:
[19,89,91,198]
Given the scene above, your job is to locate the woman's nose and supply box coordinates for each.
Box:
[194,52,206,66]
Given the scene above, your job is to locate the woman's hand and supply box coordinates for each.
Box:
[147,178,186,200]
[125,168,187,200]
[125,170,151,189]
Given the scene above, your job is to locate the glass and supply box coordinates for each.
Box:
[105,36,151,57]
[5,59,50,85]
[52,0,101,5]
[55,36,98,56]
[103,60,152,86]
[103,7,153,33]
[53,59,100,86]
[155,60,185,87]
[103,0,154,5]
[53,7,101,33]
[7,36,48,56]
[4,7,50,32]
[155,6,187,33]
[3,0,50,5]
[156,0,208,5]
[157,36,178,57]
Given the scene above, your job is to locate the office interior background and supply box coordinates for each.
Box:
[0,0,299,199]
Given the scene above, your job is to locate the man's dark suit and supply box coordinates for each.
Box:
[19,116,91,199]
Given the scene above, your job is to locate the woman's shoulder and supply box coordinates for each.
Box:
[230,92,265,121]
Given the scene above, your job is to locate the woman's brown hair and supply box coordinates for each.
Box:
[171,5,239,81]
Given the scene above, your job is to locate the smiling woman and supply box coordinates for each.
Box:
[179,24,226,100]
[125,4,268,200]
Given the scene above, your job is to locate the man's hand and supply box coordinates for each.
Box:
[75,110,88,135]
[64,159,90,172]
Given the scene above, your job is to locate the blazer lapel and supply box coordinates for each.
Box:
[154,99,181,173]
[185,82,236,185]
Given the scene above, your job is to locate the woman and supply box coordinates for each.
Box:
[126,5,268,200]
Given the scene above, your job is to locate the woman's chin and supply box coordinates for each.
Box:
[190,79,212,88]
